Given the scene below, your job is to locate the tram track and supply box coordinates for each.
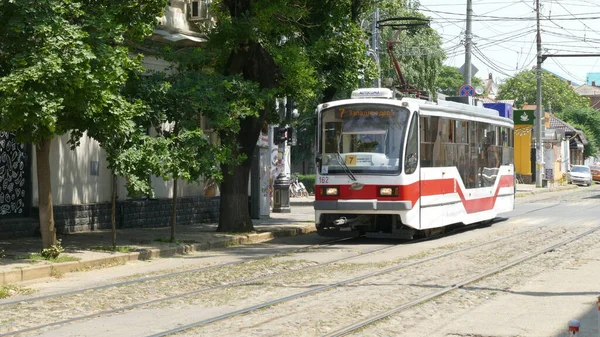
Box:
[324,223,600,337]
[0,237,404,336]
[142,218,584,337]
[0,237,357,307]
[1,201,555,308]
[0,215,562,337]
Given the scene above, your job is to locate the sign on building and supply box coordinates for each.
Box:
[513,109,535,125]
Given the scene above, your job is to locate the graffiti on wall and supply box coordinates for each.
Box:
[0,132,28,217]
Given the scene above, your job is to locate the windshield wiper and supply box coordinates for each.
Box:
[335,151,357,181]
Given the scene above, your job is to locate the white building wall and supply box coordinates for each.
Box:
[150,176,205,198]
[31,132,112,206]
[31,132,210,207]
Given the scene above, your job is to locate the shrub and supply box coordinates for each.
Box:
[297,174,315,194]
[41,241,64,259]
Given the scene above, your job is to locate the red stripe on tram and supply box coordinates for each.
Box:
[316,174,514,214]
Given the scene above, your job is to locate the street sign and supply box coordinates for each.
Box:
[459,84,475,96]
[458,63,479,77]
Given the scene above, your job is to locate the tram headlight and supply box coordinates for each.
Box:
[379,186,399,197]
[321,186,339,196]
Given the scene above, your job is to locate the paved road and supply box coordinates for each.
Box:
[1,184,599,336]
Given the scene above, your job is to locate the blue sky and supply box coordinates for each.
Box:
[416,0,600,85]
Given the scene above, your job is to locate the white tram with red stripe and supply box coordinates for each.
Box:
[314,88,515,238]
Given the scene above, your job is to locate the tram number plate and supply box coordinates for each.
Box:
[319,176,329,184]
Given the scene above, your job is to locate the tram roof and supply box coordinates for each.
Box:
[318,96,514,127]
[408,98,513,125]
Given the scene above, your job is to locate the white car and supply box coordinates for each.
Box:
[567,165,592,186]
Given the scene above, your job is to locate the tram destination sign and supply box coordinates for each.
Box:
[336,108,395,119]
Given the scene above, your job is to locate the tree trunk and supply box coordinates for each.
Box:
[170,178,178,243]
[36,138,56,249]
[218,161,253,232]
[217,34,279,233]
[111,174,117,249]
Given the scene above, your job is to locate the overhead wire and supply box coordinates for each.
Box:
[420,0,600,82]
[553,0,600,38]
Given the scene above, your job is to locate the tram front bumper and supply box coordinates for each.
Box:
[314,200,412,211]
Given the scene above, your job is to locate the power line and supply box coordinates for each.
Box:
[553,0,600,38]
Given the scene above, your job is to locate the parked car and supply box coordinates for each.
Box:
[567,165,593,186]
[590,165,600,182]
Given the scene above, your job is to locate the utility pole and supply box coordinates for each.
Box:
[535,0,544,187]
[464,0,473,85]
[372,8,381,88]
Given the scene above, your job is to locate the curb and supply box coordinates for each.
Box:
[290,201,315,207]
[1,225,316,286]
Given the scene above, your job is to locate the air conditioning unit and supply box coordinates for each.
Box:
[189,0,209,21]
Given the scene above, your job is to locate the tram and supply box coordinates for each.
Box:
[314,88,515,238]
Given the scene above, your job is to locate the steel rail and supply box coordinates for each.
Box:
[0,238,398,337]
[0,236,355,307]
[324,224,600,337]
[1,198,548,308]
[144,219,567,337]
[1,196,555,307]
[0,217,552,337]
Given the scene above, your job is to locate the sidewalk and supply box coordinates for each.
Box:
[0,183,577,286]
[0,206,317,286]
[515,182,578,195]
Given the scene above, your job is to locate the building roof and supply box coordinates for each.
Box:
[542,67,580,86]
[574,84,600,96]
[546,112,588,145]
[496,99,515,106]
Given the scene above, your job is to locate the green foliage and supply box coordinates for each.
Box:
[40,241,64,259]
[297,174,316,194]
[0,0,168,235]
[555,106,600,158]
[129,59,269,183]
[496,70,589,112]
[154,237,182,244]
[0,285,34,299]
[435,65,484,96]
[90,246,132,253]
[0,0,167,145]
[366,4,445,96]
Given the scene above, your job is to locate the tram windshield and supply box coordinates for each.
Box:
[319,104,411,175]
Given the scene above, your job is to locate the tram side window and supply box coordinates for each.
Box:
[420,116,438,168]
[501,127,514,165]
[441,118,456,168]
[405,114,418,174]
[465,121,480,188]
[455,121,470,188]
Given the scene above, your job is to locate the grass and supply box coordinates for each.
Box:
[25,253,80,263]
[0,285,34,299]
[75,259,127,272]
[153,237,183,245]
[90,245,132,253]
[50,266,64,279]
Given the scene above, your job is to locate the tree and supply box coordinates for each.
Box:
[366,1,445,97]
[435,65,484,96]
[290,1,447,170]
[556,106,600,158]
[0,0,166,248]
[496,70,589,112]
[130,71,226,242]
